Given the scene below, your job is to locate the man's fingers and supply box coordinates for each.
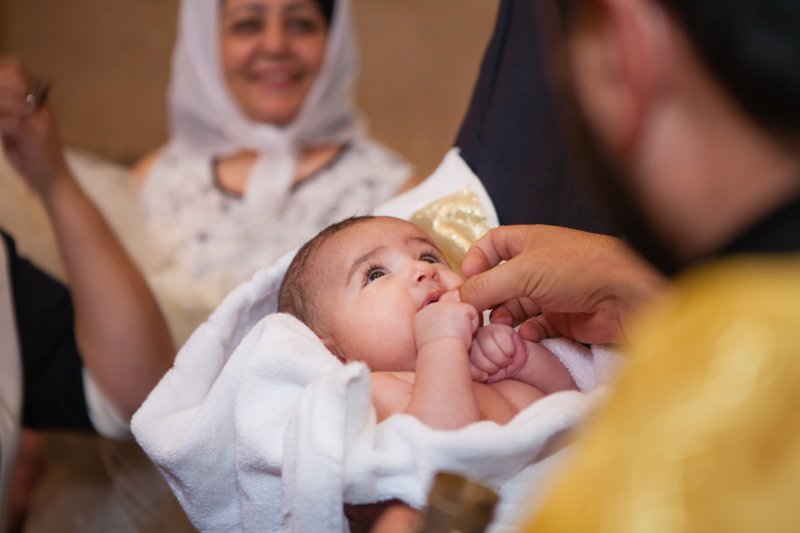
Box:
[460,255,544,314]
[490,297,542,327]
[459,260,520,313]
[462,226,544,278]
[517,316,557,342]
[439,289,461,303]
[488,306,514,326]
[461,244,492,279]
[462,228,512,278]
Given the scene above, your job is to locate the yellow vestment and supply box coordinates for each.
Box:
[525,255,800,533]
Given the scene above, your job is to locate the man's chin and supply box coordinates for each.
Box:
[562,98,684,275]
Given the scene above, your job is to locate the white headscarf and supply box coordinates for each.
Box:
[167,0,362,215]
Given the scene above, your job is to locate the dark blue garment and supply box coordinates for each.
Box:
[456,0,615,234]
[1,231,92,432]
[718,196,800,256]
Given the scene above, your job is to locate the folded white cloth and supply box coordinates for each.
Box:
[132,150,620,532]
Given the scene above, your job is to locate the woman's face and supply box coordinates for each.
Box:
[220,0,328,125]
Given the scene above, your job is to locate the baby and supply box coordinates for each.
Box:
[278,216,577,430]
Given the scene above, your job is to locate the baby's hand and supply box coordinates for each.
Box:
[469,324,527,383]
[414,295,479,351]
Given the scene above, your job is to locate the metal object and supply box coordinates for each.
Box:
[24,79,51,115]
[417,472,499,533]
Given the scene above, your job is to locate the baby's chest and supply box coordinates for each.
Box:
[475,382,546,425]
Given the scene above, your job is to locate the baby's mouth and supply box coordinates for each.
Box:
[422,290,443,308]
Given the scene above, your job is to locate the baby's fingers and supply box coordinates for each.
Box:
[517,315,558,342]
[479,335,513,369]
[468,344,502,376]
[489,327,517,356]
[470,364,489,383]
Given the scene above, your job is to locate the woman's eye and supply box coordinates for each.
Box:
[421,254,439,264]
[230,18,263,34]
[366,269,386,284]
[286,17,322,34]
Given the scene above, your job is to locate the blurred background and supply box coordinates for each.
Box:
[0,0,499,178]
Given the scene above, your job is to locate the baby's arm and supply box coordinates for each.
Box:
[471,324,577,394]
[404,298,482,430]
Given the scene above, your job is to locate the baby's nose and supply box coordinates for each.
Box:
[415,261,439,283]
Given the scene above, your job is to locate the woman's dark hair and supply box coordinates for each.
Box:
[558,0,800,144]
[219,0,335,25]
[315,0,334,24]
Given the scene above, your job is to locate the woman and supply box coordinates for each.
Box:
[134,0,413,314]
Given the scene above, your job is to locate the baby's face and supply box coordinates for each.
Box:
[318,217,463,371]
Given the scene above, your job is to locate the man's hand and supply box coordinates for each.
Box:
[459,225,665,345]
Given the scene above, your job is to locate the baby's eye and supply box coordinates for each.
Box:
[420,253,439,264]
[365,268,386,284]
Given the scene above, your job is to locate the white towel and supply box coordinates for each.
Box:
[132,263,617,532]
[132,150,621,532]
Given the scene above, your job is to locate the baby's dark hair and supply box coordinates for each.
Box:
[278,215,374,329]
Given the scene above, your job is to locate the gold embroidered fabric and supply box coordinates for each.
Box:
[524,256,800,533]
[410,188,491,274]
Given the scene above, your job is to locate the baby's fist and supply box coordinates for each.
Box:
[414,300,479,350]
[469,324,527,383]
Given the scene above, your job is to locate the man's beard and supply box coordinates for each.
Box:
[559,92,684,276]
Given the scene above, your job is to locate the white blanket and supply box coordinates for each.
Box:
[132,150,619,532]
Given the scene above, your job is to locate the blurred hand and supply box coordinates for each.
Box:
[370,503,422,533]
[0,57,69,199]
[459,225,665,345]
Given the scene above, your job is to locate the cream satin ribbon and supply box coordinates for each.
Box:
[410,187,491,275]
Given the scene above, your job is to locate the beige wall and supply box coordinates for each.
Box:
[0,0,498,177]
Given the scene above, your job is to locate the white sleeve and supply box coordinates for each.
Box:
[83,369,131,439]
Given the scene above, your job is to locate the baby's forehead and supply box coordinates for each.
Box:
[318,218,433,269]
[334,217,430,248]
